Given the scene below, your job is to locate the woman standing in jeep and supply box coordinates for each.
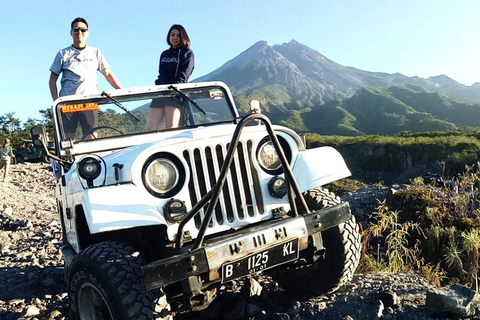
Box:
[146,24,195,130]
[0,138,14,182]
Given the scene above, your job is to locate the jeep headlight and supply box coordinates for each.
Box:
[256,136,293,175]
[258,141,281,171]
[145,158,177,192]
[78,157,101,180]
[143,153,185,198]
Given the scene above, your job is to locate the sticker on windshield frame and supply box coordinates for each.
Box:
[61,102,99,113]
[209,89,225,100]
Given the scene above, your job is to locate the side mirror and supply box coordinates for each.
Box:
[30,125,51,160]
[30,125,68,168]
[30,125,46,151]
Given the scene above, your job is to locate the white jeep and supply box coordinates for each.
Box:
[34,81,361,320]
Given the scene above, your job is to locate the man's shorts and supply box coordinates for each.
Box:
[62,111,98,136]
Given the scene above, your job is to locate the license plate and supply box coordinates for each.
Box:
[221,238,299,282]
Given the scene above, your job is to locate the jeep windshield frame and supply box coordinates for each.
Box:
[52,82,240,144]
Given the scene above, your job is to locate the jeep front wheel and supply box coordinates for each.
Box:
[68,241,172,320]
[273,187,361,295]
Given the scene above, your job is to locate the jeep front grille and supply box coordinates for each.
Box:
[183,140,264,228]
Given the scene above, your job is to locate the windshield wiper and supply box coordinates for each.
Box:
[168,85,206,115]
[101,91,140,121]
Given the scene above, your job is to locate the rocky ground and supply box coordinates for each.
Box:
[0,163,477,319]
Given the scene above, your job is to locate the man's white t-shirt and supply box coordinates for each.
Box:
[50,45,110,97]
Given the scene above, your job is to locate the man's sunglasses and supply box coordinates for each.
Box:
[72,27,88,33]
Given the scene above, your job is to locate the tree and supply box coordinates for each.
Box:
[0,113,23,145]
[0,111,50,146]
[39,108,55,139]
[0,113,21,133]
[39,108,54,127]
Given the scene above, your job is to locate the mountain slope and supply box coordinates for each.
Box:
[194,40,480,135]
[341,88,458,135]
[195,40,477,104]
[196,41,329,101]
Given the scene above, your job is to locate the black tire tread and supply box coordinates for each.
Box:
[69,241,171,320]
[274,186,361,295]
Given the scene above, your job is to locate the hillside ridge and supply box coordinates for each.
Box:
[196,40,480,135]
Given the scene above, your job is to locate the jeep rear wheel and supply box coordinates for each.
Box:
[68,241,172,320]
[273,187,361,295]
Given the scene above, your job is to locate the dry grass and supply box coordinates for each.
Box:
[359,163,480,289]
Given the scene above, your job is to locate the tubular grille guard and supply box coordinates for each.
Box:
[183,140,265,229]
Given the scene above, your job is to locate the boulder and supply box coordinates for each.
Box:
[426,284,480,317]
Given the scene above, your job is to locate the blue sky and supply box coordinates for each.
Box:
[1,0,479,123]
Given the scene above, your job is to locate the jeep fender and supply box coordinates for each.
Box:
[292,146,351,192]
[81,184,169,234]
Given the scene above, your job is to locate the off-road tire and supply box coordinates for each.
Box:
[68,241,172,320]
[273,187,361,295]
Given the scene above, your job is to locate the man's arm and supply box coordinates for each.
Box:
[103,69,122,89]
[49,72,59,101]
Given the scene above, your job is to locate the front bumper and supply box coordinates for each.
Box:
[142,202,351,290]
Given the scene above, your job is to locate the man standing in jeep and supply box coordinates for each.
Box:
[48,17,122,140]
